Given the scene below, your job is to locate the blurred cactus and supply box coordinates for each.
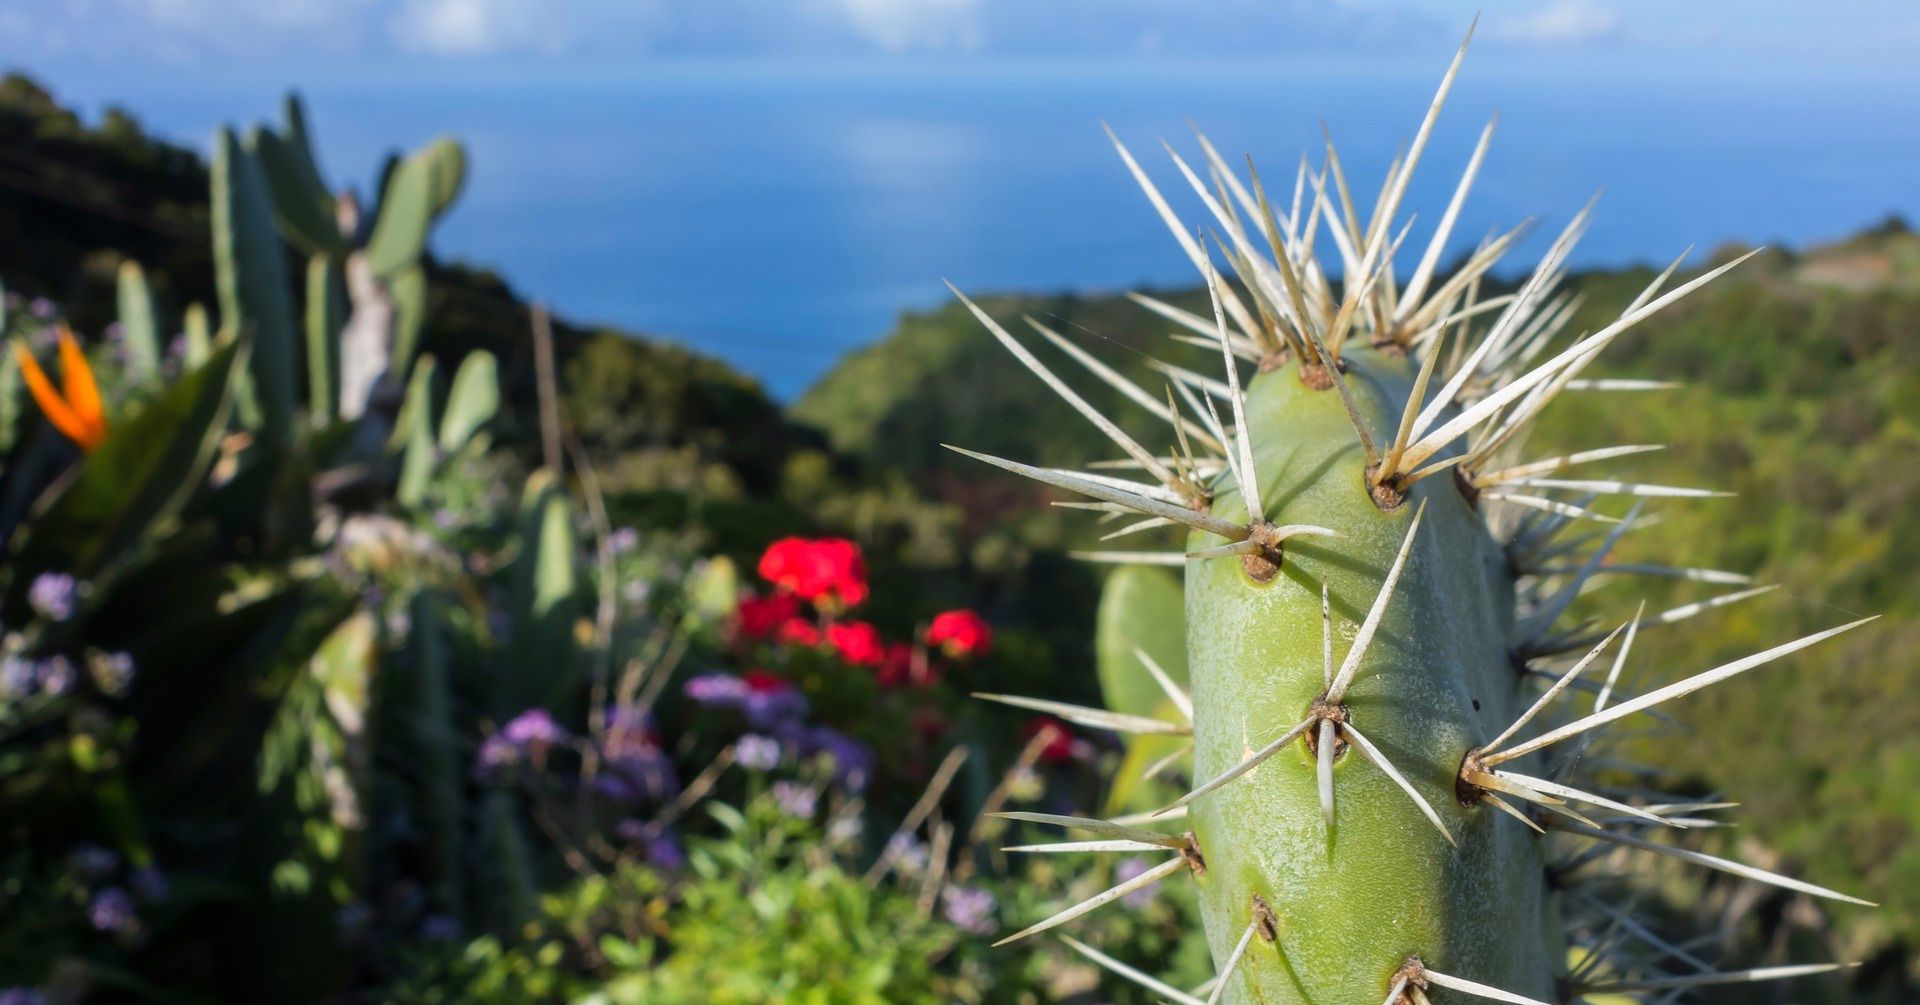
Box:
[114,260,162,382]
[242,94,465,424]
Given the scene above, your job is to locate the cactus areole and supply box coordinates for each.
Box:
[955,26,1875,1005]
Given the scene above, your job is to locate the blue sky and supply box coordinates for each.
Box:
[3,1,1918,78]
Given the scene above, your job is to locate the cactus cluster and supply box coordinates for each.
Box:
[2,92,558,995]
[957,30,1875,1005]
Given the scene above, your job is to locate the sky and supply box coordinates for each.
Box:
[4,2,1918,396]
[3,1,1919,77]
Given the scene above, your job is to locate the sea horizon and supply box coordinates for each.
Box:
[11,55,1920,398]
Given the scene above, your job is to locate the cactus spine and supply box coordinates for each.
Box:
[957,29,1875,1005]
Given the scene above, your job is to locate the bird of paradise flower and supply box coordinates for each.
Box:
[12,327,107,451]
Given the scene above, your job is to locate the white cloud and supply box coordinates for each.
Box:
[830,0,982,53]
[389,0,567,56]
[1489,0,1622,47]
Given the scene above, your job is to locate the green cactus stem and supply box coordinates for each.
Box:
[957,26,1876,1005]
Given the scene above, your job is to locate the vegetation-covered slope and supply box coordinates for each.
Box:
[801,227,1920,967]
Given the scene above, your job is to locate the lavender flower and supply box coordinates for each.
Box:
[28,297,54,320]
[743,685,807,729]
[0,656,33,701]
[28,573,75,621]
[608,527,640,555]
[35,657,75,697]
[772,781,818,819]
[0,989,48,1005]
[1116,857,1162,908]
[501,709,568,752]
[736,734,780,770]
[473,734,520,777]
[68,844,120,880]
[88,887,137,933]
[650,835,686,869]
[796,727,872,792]
[683,673,749,709]
[131,866,169,902]
[420,914,461,941]
[95,651,136,695]
[940,886,997,935]
[886,833,929,875]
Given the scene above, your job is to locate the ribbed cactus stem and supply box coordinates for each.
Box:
[956,26,1874,1005]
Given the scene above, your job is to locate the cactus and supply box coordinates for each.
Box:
[241,93,466,423]
[115,260,163,382]
[955,30,1876,1005]
[212,127,299,441]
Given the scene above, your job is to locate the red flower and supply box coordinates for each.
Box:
[776,617,822,647]
[743,670,790,693]
[877,643,915,688]
[826,620,887,667]
[925,609,993,659]
[733,593,799,641]
[1022,716,1077,763]
[757,537,869,609]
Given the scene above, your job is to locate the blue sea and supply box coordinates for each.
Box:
[30,58,1920,397]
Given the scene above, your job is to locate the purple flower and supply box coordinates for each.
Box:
[88,887,136,933]
[35,657,75,697]
[103,322,124,342]
[608,527,640,555]
[0,989,48,1005]
[68,844,119,880]
[648,834,685,869]
[501,709,568,751]
[96,651,136,695]
[28,297,54,320]
[28,573,76,621]
[772,781,817,819]
[743,686,807,730]
[940,886,997,935]
[473,734,520,777]
[420,914,461,941]
[0,656,34,700]
[131,866,169,902]
[886,833,929,874]
[799,727,872,793]
[1116,857,1162,908]
[617,824,686,870]
[684,673,749,709]
[736,734,780,770]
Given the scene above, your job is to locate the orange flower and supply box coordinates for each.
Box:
[13,327,106,451]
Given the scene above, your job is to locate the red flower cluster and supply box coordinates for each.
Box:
[925,609,993,659]
[758,537,869,609]
[731,538,998,694]
[734,593,800,640]
[824,620,885,667]
[1021,716,1079,764]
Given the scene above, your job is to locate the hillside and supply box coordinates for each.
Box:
[797,225,1920,962]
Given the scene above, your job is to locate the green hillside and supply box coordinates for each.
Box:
[800,227,1920,961]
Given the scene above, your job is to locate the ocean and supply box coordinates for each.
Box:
[27,58,1920,398]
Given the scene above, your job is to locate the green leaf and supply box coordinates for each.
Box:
[115,260,163,382]
[438,351,499,453]
[1095,565,1190,814]
[10,341,244,584]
